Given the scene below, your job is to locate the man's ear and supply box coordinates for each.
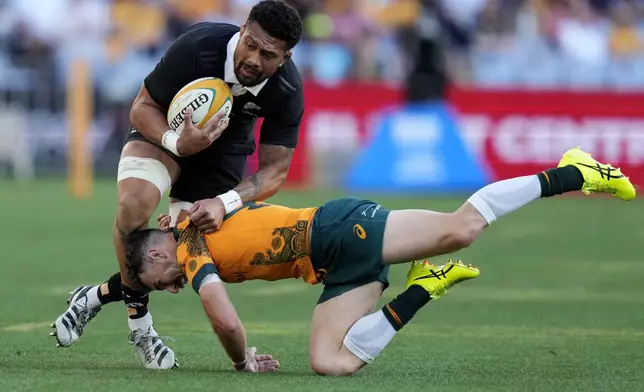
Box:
[148,249,168,260]
[280,51,292,67]
[240,23,246,36]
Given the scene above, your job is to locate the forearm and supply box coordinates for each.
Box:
[234,168,287,203]
[129,86,170,146]
[214,323,247,365]
[233,144,293,203]
[199,283,247,365]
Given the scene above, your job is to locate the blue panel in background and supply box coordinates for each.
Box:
[345,102,490,193]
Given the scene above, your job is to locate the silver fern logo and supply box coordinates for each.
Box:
[242,102,262,117]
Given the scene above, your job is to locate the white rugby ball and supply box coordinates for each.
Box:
[167,77,233,134]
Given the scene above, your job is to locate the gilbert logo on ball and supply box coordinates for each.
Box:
[167,77,234,134]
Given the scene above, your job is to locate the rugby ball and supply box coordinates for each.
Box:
[167,77,233,134]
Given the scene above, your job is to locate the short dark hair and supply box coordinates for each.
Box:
[247,0,303,50]
[124,229,167,292]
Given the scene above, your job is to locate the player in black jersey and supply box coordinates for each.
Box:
[50,1,304,370]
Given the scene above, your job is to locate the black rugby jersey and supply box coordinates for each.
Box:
[144,22,304,155]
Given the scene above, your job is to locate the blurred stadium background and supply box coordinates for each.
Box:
[1,0,644,189]
[1,1,644,391]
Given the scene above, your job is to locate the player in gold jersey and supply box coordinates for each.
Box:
[123,148,635,376]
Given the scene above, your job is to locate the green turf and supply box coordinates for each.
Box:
[0,180,642,392]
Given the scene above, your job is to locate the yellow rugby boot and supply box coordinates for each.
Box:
[405,260,479,299]
[558,146,636,201]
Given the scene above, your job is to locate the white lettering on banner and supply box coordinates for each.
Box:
[627,130,644,164]
[457,115,490,158]
[391,113,441,146]
[391,112,445,185]
[394,154,446,185]
[459,115,644,164]
[493,116,524,163]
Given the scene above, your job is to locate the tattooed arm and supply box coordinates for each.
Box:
[191,81,302,231]
[187,144,294,232]
[233,74,303,204]
[234,143,294,203]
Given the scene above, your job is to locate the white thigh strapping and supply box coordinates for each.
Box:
[117,157,172,196]
[169,201,194,227]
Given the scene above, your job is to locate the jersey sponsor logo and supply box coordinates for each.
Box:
[413,264,451,281]
[315,268,328,282]
[575,162,624,180]
[188,259,198,272]
[168,93,210,130]
[361,204,382,218]
[353,224,367,240]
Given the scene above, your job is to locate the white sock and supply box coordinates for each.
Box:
[343,310,397,364]
[467,175,542,224]
[84,286,102,309]
[128,312,154,333]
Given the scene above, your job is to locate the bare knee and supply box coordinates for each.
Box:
[310,354,362,377]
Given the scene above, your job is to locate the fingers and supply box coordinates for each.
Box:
[217,117,230,130]
[211,118,229,138]
[187,201,201,215]
[159,219,171,230]
[208,111,226,127]
[156,214,171,229]
[192,215,211,231]
[202,112,224,132]
[242,347,279,373]
[183,110,228,146]
[189,205,208,224]
[203,112,229,142]
[200,226,215,234]
[256,359,280,372]
[186,200,226,233]
[191,211,218,233]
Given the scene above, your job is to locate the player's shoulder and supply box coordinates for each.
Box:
[268,58,303,96]
[177,22,240,48]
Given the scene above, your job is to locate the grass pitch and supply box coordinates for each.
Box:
[0,180,642,392]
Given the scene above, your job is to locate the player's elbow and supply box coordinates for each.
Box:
[310,357,361,377]
[129,85,161,130]
[129,88,146,126]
